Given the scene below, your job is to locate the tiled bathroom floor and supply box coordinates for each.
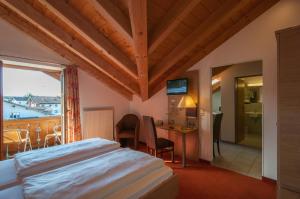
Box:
[212,142,262,179]
[239,133,262,149]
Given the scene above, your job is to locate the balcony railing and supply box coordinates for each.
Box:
[2,116,62,159]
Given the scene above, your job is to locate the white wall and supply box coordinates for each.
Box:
[219,61,262,142]
[191,0,300,180]
[0,19,69,65]
[129,88,168,142]
[78,69,130,133]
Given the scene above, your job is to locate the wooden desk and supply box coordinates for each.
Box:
[157,125,198,167]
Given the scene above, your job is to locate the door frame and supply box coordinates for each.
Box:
[0,61,3,160]
[209,60,264,176]
[234,74,263,144]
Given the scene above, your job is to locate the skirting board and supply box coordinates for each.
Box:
[262,176,277,184]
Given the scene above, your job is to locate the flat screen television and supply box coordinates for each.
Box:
[167,78,188,95]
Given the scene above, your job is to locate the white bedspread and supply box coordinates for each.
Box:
[0,159,19,190]
[15,138,120,177]
[106,166,173,199]
[23,148,164,199]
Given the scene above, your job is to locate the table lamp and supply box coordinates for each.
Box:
[177,95,196,128]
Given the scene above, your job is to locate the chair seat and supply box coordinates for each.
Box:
[156,138,174,149]
[45,132,61,138]
[117,130,135,138]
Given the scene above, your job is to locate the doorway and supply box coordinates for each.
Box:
[235,76,262,149]
[211,61,263,179]
[1,59,64,159]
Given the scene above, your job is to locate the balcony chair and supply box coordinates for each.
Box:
[115,114,140,149]
[3,128,32,158]
[18,129,33,152]
[44,124,62,148]
[213,113,223,157]
[143,116,174,162]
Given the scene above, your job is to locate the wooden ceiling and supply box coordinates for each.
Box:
[0,0,279,100]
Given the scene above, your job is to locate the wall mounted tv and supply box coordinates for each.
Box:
[167,78,188,95]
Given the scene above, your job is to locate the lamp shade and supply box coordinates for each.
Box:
[177,95,196,108]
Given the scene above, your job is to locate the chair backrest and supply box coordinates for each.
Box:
[120,114,139,130]
[143,116,157,150]
[53,125,61,135]
[18,129,30,141]
[213,113,223,141]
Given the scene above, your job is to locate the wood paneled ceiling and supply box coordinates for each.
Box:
[0,0,279,100]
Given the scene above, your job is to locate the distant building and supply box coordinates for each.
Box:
[3,101,49,120]
[27,96,61,115]
[3,95,61,118]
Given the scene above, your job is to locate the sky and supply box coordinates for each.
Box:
[3,67,61,97]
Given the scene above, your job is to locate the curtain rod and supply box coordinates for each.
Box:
[0,54,68,67]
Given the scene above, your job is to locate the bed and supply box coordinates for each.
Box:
[0,159,18,189]
[0,176,178,199]
[0,138,120,190]
[0,147,178,199]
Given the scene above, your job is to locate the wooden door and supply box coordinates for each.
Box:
[236,78,245,143]
[0,61,3,160]
[277,26,300,195]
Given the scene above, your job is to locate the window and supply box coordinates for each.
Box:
[1,60,64,159]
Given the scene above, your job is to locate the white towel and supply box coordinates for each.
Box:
[15,138,120,177]
[23,148,164,199]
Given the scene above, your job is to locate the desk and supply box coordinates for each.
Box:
[157,125,198,167]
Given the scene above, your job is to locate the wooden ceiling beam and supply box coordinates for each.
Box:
[129,0,148,100]
[0,0,140,95]
[40,0,138,78]
[148,0,200,54]
[42,71,61,81]
[149,0,279,97]
[149,0,249,85]
[0,3,133,100]
[91,0,133,46]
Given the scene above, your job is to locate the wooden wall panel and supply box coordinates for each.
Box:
[279,188,300,199]
[277,25,300,197]
[0,61,3,160]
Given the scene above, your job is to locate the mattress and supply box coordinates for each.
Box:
[0,166,173,199]
[0,159,19,190]
[23,148,165,199]
[0,185,23,199]
[15,138,120,177]
[106,166,173,199]
[0,138,120,190]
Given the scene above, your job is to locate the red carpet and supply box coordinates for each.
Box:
[168,162,276,199]
[138,145,276,199]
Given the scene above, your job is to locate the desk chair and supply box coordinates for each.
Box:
[213,113,223,157]
[143,116,174,162]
